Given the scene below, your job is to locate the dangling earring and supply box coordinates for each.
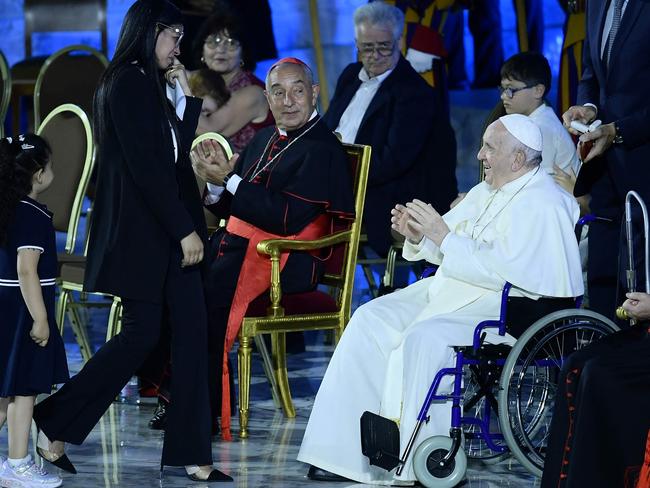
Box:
[201,56,205,64]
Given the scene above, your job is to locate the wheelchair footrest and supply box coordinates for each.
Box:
[360,411,401,471]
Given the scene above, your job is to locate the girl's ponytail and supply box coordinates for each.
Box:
[0,134,52,246]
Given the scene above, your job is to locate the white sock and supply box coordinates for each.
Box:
[185,465,200,475]
[8,454,31,467]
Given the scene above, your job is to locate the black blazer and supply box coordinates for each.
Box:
[84,65,206,303]
[574,0,650,214]
[323,56,457,255]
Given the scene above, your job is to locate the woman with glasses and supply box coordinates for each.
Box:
[140,10,274,435]
[31,0,231,482]
[190,12,274,153]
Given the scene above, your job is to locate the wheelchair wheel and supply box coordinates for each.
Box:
[413,436,467,488]
[497,309,619,477]
[462,363,509,463]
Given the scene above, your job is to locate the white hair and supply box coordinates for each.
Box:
[353,2,404,41]
[514,140,542,167]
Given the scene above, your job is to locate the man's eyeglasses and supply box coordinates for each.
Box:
[204,35,241,50]
[157,22,184,47]
[498,85,535,98]
[357,41,395,57]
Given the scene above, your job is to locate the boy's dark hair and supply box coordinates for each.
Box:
[500,51,551,96]
[0,134,52,246]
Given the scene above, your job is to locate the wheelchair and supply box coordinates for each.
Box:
[361,282,619,488]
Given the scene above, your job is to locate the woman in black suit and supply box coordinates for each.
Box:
[32,0,231,482]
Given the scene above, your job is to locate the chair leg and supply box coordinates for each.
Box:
[106,297,122,342]
[253,335,282,409]
[382,245,398,288]
[67,304,93,362]
[271,332,295,418]
[55,288,69,336]
[238,335,252,439]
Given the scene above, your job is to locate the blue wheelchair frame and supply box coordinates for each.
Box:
[395,282,581,476]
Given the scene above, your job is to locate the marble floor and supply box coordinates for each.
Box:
[0,315,540,488]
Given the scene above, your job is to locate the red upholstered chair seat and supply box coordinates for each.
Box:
[245,290,338,317]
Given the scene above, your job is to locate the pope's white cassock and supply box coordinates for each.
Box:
[297,166,584,485]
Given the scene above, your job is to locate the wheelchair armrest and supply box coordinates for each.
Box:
[473,282,512,351]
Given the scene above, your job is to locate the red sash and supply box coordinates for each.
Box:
[220,214,329,440]
[637,430,650,488]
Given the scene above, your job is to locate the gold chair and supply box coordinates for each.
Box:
[237,143,371,438]
[10,0,108,132]
[36,103,117,360]
[34,45,108,130]
[36,104,94,359]
[0,51,10,138]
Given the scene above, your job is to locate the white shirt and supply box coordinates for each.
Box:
[601,0,629,58]
[334,67,393,143]
[528,104,580,176]
[165,83,187,163]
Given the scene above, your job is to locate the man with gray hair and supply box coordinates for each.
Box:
[299,114,584,484]
[323,1,457,260]
[185,58,355,440]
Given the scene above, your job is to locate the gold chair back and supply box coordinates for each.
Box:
[34,45,108,130]
[36,103,94,255]
[0,51,10,139]
[191,131,233,231]
[236,142,371,438]
[24,0,108,58]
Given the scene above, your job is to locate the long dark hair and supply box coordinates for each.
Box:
[0,134,52,246]
[93,0,182,150]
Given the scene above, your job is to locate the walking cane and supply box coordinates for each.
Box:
[615,191,650,323]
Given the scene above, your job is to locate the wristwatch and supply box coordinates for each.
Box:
[613,123,624,144]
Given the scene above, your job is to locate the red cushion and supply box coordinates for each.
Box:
[245,290,338,317]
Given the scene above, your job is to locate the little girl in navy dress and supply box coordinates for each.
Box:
[0,134,69,487]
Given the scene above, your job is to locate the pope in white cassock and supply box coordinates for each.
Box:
[297,113,585,485]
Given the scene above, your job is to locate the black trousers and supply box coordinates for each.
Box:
[587,218,622,321]
[33,252,213,467]
[541,326,650,488]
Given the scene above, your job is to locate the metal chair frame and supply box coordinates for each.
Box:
[237,143,372,438]
[0,51,11,138]
[34,44,108,130]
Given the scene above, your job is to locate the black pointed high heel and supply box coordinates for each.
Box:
[36,429,77,474]
[185,466,233,482]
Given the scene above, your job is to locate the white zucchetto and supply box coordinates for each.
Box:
[499,114,543,152]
